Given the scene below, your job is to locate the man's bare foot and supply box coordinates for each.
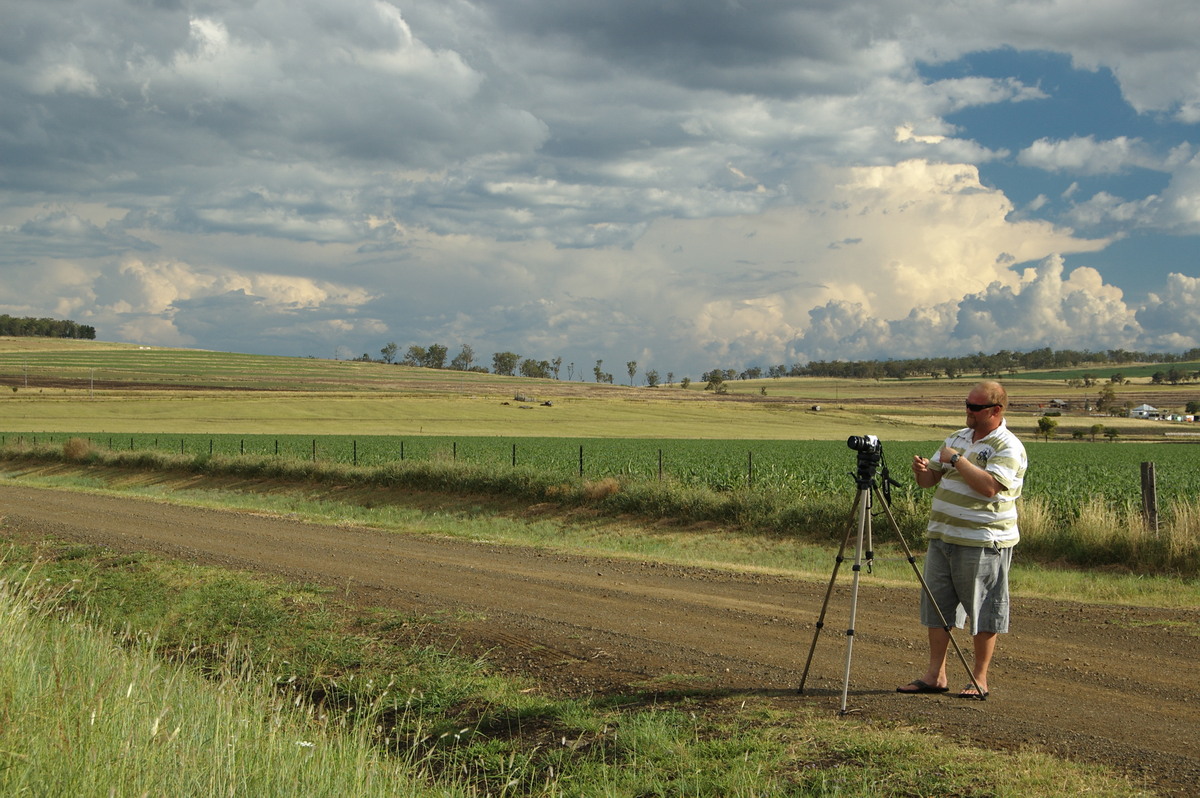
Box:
[957,683,989,699]
[896,679,949,693]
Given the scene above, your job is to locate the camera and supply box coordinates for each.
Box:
[846,434,881,453]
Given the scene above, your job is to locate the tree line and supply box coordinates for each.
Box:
[786,346,1200,381]
[0,315,96,340]
[364,340,1200,387]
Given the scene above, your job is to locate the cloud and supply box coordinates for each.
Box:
[1137,273,1200,349]
[1156,151,1200,233]
[1,1,1198,378]
[788,254,1147,363]
[1018,136,1165,175]
[0,211,156,259]
[77,256,379,350]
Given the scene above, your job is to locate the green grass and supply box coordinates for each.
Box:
[0,537,1148,797]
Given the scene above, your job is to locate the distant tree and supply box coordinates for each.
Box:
[1187,400,1200,414]
[403,345,426,367]
[703,369,727,393]
[1096,384,1118,413]
[666,371,674,386]
[1037,415,1058,441]
[551,357,563,380]
[594,360,604,383]
[1104,428,1120,441]
[492,351,520,376]
[450,344,475,371]
[0,315,95,339]
[567,362,575,381]
[1089,423,1105,442]
[627,361,637,386]
[520,358,551,378]
[680,377,691,389]
[644,369,660,387]
[423,343,448,369]
[380,342,399,364]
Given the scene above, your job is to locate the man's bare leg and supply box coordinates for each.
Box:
[897,626,951,692]
[961,631,996,696]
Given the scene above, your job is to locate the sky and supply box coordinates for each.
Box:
[2,0,1199,379]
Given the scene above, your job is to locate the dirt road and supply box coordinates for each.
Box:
[2,484,1196,794]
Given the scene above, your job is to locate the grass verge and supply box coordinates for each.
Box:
[0,537,1147,797]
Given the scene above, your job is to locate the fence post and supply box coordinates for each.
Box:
[1140,462,1159,536]
[312,439,317,462]
[658,449,663,482]
[579,445,584,479]
[512,443,517,467]
[353,439,358,466]
[748,451,754,487]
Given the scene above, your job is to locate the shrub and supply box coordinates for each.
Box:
[62,437,92,462]
[582,477,621,500]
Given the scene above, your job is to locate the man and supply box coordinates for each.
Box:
[897,380,1027,699]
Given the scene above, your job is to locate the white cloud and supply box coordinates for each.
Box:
[1137,273,1200,349]
[1156,151,1200,233]
[788,255,1147,363]
[1066,191,1161,228]
[1018,136,1164,175]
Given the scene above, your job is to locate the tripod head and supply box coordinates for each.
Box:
[846,434,901,499]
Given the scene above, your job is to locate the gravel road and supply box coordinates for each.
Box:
[2,484,1196,795]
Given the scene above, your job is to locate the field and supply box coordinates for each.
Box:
[3,337,1200,443]
[4,336,1200,531]
[2,337,1199,796]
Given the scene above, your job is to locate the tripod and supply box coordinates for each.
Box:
[797,440,984,714]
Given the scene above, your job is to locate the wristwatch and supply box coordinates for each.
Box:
[949,453,961,466]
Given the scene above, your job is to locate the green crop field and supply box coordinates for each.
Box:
[8,431,1196,515]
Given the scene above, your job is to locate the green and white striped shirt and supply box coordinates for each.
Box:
[928,421,1027,547]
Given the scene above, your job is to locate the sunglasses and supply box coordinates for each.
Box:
[965,401,1000,412]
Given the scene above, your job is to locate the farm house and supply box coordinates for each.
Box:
[1129,403,1159,419]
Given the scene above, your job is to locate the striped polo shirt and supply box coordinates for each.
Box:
[928,421,1027,547]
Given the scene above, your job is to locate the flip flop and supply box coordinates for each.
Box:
[896,679,949,694]
[957,684,989,699]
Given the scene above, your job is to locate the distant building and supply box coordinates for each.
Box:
[1129,403,1159,419]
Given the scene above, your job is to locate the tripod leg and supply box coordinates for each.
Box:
[839,488,870,714]
[873,486,987,700]
[797,490,862,694]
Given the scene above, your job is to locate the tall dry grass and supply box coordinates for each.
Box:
[1018,495,1199,574]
